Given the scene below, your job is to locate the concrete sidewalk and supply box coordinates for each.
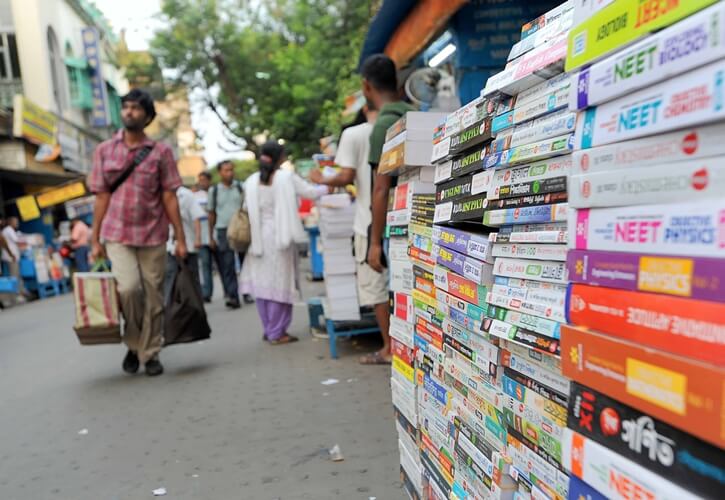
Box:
[0,271,402,499]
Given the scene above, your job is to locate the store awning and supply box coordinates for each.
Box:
[358,0,466,69]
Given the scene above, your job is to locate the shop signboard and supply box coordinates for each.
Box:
[82,27,109,128]
[12,95,57,145]
[36,181,86,209]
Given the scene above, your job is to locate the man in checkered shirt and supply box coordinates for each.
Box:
[89,89,187,377]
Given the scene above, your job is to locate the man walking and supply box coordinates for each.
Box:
[207,160,253,309]
[1,216,28,302]
[164,184,205,305]
[194,171,214,302]
[89,88,186,377]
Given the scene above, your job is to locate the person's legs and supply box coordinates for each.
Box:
[163,253,178,307]
[135,244,167,366]
[256,298,270,338]
[199,245,213,301]
[74,246,90,272]
[238,251,254,303]
[266,301,293,341]
[217,230,240,305]
[106,243,144,354]
[354,234,391,363]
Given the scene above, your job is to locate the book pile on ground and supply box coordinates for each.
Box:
[560,2,725,498]
[318,194,359,321]
[381,111,445,499]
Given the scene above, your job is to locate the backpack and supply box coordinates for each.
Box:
[211,181,250,251]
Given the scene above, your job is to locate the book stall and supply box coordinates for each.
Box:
[385,1,725,499]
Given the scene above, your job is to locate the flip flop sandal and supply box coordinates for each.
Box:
[270,334,299,345]
[359,351,392,365]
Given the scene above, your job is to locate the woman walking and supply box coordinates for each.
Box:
[240,141,329,345]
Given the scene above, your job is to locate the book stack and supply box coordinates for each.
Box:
[318,194,359,321]
[381,111,446,499]
[560,2,725,498]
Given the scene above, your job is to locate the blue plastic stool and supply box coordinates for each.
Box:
[325,314,380,359]
[307,297,325,332]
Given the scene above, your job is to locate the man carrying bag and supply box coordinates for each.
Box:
[89,89,186,377]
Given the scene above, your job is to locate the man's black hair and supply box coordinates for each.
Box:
[360,54,397,93]
[121,88,157,123]
[198,171,212,180]
[216,160,234,171]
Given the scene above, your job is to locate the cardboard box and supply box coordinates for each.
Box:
[485,302,562,340]
[571,3,725,110]
[484,134,574,170]
[483,202,569,227]
[434,244,495,285]
[561,324,725,448]
[568,382,725,499]
[572,121,725,175]
[569,199,725,258]
[490,222,568,244]
[575,58,725,150]
[567,283,725,365]
[493,257,568,284]
[567,249,725,302]
[570,155,725,208]
[565,0,718,71]
[562,429,701,500]
[492,242,567,262]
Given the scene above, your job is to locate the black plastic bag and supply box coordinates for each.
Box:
[164,262,211,346]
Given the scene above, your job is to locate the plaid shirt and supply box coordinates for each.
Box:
[88,130,182,247]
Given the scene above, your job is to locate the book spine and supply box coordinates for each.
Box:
[567,283,725,365]
[567,249,725,302]
[571,121,725,174]
[482,317,561,357]
[510,111,576,148]
[433,266,488,308]
[434,244,494,285]
[569,1,724,91]
[565,0,717,71]
[489,176,568,201]
[569,157,725,208]
[485,134,574,169]
[492,243,568,261]
[485,303,562,340]
[561,324,725,448]
[568,381,725,499]
[570,200,725,258]
[493,257,568,284]
[484,203,569,226]
[512,87,571,126]
[432,225,493,263]
[486,292,567,323]
[575,58,725,149]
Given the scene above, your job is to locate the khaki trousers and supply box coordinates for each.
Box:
[106,243,166,364]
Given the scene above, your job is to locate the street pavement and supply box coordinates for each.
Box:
[0,268,402,500]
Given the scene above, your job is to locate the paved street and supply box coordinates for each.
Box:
[0,268,402,500]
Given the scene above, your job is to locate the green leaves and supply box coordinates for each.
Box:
[152,0,372,157]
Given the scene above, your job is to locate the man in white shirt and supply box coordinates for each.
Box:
[1,217,28,298]
[194,171,214,302]
[164,186,206,304]
[310,108,391,363]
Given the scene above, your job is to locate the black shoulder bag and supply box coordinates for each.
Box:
[109,145,155,194]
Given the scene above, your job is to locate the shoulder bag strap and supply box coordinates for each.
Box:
[109,144,154,194]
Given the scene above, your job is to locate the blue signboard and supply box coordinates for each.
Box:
[82,27,110,128]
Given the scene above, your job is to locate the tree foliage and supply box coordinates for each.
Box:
[151,0,374,158]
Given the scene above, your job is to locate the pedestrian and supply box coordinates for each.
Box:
[361,54,415,364]
[69,217,91,272]
[309,106,393,363]
[239,141,329,345]
[88,88,187,377]
[207,161,254,309]
[164,184,205,305]
[1,216,28,302]
[193,171,214,302]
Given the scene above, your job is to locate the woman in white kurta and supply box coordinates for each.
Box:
[239,141,328,344]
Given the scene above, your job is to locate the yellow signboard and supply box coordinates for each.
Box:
[16,195,41,221]
[36,181,86,208]
[12,95,58,145]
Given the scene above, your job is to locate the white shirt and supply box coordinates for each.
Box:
[335,122,373,236]
[193,189,210,246]
[168,186,206,254]
[1,225,19,262]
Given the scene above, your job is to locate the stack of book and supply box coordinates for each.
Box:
[381,111,446,499]
[561,2,725,498]
[318,194,359,321]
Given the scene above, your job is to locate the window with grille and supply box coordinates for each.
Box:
[0,32,21,80]
[66,58,93,109]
